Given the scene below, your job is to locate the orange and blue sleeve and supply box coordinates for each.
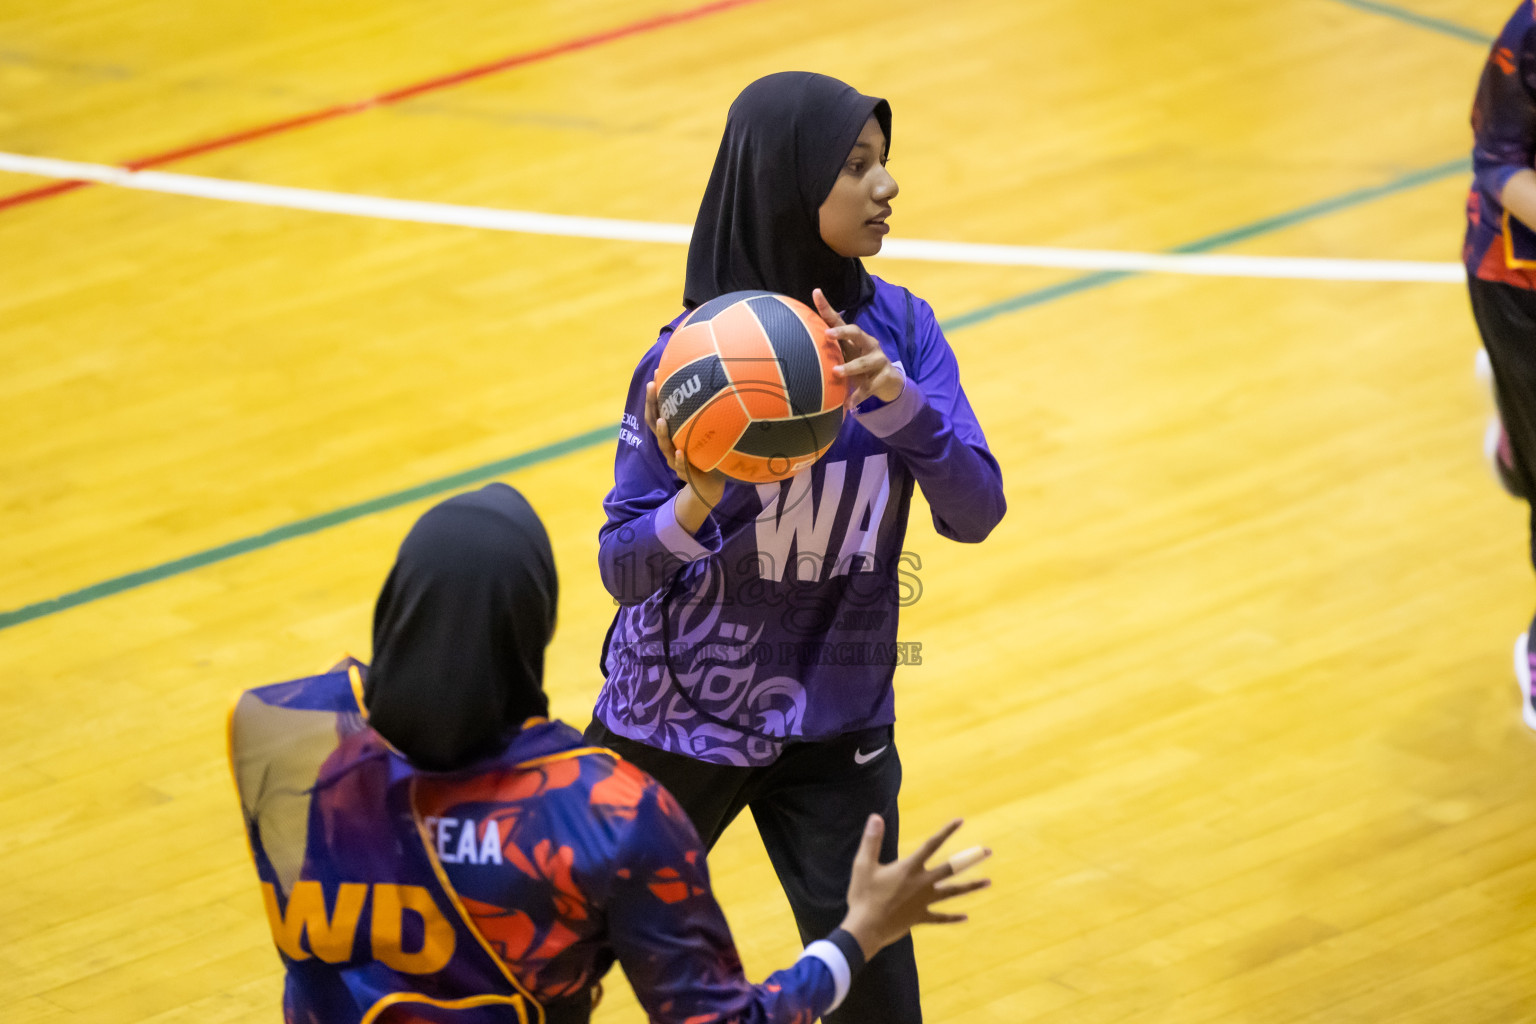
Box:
[606,783,850,1024]
[1473,16,1536,237]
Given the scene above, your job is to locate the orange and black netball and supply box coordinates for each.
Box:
[654,290,846,483]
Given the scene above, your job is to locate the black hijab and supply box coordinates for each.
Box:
[683,71,892,313]
[364,483,557,772]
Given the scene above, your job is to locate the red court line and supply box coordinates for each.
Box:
[0,0,766,214]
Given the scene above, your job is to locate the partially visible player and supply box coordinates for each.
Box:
[229,483,989,1024]
[1465,1,1536,728]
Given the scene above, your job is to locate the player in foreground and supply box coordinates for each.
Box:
[229,483,990,1024]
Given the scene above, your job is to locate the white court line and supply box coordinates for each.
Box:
[0,151,1464,283]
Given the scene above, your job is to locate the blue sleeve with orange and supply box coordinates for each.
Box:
[1468,3,1536,273]
[606,783,836,1024]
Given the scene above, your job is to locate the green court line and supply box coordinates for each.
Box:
[942,271,1134,331]
[0,426,614,631]
[0,156,1472,633]
[1328,0,1492,45]
[1169,158,1469,253]
[943,157,1468,332]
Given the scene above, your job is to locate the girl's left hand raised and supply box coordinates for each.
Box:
[813,288,906,409]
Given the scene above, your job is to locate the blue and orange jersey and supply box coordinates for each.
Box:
[1467,1,1536,286]
[229,661,842,1024]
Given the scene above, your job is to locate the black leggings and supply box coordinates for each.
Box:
[584,720,923,1024]
[1470,276,1536,577]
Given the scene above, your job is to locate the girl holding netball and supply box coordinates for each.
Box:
[585,72,1005,1023]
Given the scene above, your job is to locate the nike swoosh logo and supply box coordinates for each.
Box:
[853,745,888,765]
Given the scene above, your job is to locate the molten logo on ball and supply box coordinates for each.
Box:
[659,374,703,422]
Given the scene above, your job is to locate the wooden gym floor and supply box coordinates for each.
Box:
[2,0,1534,1020]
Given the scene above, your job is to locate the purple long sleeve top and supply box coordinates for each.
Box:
[591,277,1005,766]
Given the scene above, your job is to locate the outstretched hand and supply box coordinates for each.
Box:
[839,815,991,961]
[813,288,906,409]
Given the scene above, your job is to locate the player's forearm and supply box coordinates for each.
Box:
[850,380,1005,542]
[597,498,718,603]
[1504,168,1536,232]
[673,481,721,534]
[886,402,1006,542]
[611,860,858,1022]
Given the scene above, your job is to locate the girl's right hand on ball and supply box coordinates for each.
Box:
[646,380,727,511]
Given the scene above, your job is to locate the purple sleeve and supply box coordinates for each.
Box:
[1472,20,1536,205]
[608,786,839,1024]
[852,295,1005,543]
[598,340,722,605]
